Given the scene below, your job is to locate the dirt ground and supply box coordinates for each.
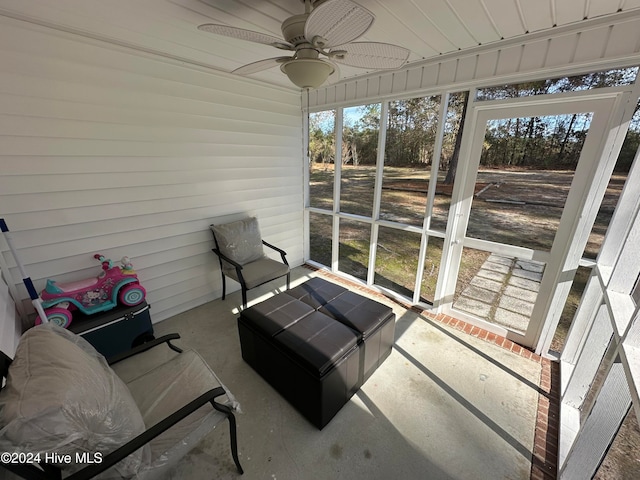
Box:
[595,408,640,479]
[310,164,626,349]
[383,167,625,257]
[383,167,626,350]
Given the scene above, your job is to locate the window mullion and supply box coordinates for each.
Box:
[332,108,344,272]
[367,101,389,285]
[414,93,449,304]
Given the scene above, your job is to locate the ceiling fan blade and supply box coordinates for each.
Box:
[198,24,294,50]
[330,42,410,69]
[232,57,292,75]
[304,0,374,49]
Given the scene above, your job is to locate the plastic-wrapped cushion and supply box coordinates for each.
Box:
[111,347,240,478]
[211,217,264,274]
[0,324,148,479]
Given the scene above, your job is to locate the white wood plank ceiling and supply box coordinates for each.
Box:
[1,0,640,90]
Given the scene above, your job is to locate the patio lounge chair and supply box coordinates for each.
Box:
[211,216,290,308]
[0,324,243,479]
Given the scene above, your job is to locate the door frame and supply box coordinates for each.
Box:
[436,87,630,352]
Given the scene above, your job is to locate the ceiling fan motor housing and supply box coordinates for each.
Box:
[281,14,309,46]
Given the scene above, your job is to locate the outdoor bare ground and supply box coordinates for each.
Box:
[310,164,626,351]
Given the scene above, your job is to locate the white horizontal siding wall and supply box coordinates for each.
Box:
[0,17,303,324]
[309,10,640,108]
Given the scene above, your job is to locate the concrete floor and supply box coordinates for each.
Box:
[154,267,543,480]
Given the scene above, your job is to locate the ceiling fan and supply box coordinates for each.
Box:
[197,0,410,89]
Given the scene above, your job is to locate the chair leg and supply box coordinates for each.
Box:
[221,273,226,301]
[211,401,244,475]
[286,272,290,290]
[241,287,247,309]
[225,410,243,475]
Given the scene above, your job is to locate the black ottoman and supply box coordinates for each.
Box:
[320,291,396,383]
[285,276,348,308]
[238,277,395,429]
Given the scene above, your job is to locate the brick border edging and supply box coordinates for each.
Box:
[424,311,559,480]
[532,359,560,480]
[305,265,560,480]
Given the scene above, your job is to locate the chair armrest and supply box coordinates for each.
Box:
[0,387,232,480]
[211,248,244,270]
[107,334,183,366]
[211,248,246,288]
[262,241,288,265]
[65,387,229,480]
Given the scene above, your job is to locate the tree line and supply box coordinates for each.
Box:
[309,68,639,180]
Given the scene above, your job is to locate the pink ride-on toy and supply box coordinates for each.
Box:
[35,254,146,328]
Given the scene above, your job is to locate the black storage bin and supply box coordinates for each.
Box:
[238,307,361,429]
[238,278,396,429]
[68,301,154,358]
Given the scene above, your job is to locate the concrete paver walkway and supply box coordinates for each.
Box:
[453,253,545,333]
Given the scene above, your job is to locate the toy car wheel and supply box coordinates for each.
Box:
[35,307,73,328]
[119,284,146,306]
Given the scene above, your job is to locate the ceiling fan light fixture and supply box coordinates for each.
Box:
[280,58,334,88]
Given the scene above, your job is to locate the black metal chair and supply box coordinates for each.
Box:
[0,325,243,479]
[210,217,290,308]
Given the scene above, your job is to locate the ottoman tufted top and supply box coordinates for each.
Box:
[273,311,359,376]
[241,294,314,337]
[319,291,393,339]
[285,277,348,310]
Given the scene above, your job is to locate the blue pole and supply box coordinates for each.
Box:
[0,218,49,322]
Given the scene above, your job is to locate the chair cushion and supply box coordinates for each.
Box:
[226,257,290,289]
[0,324,147,478]
[211,217,265,267]
[117,349,239,465]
